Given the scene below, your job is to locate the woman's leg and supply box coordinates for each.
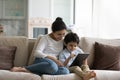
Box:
[11,67,29,72]
[25,58,58,75]
[54,67,69,75]
[11,58,59,75]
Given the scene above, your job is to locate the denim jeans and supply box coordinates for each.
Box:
[25,58,69,75]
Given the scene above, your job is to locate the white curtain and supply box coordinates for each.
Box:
[75,0,120,39]
[74,0,93,37]
[92,0,120,39]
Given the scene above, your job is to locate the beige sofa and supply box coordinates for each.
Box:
[0,36,120,80]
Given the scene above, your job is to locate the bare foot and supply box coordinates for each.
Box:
[11,67,30,73]
[82,71,96,80]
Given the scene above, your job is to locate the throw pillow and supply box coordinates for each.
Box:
[92,42,120,70]
[0,46,17,70]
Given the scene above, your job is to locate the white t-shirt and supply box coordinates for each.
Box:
[34,34,64,59]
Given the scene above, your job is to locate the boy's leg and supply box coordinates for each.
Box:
[81,64,90,72]
[81,59,90,72]
[81,65,96,80]
[69,66,84,78]
[69,66,96,80]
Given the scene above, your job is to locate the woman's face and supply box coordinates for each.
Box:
[52,29,66,41]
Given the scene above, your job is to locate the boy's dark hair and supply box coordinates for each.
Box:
[64,32,80,45]
[52,17,67,32]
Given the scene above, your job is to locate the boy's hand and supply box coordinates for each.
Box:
[69,53,76,58]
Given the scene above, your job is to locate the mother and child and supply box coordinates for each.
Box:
[11,17,96,80]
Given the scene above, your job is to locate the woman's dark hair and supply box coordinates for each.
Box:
[52,17,67,32]
[64,32,80,45]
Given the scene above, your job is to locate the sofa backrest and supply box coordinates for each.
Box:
[28,39,36,65]
[79,37,120,68]
[28,35,43,65]
[0,36,29,67]
[27,36,120,68]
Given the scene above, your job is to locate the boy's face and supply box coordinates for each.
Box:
[65,42,78,52]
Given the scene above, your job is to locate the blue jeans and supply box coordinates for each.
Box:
[25,58,69,75]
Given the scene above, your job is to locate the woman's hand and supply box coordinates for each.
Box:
[55,60,64,67]
[46,56,64,67]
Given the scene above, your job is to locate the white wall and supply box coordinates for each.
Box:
[28,0,74,25]
[28,0,51,18]
[52,0,74,25]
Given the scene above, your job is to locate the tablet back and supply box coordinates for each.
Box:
[70,53,89,67]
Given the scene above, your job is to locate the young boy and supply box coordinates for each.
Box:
[59,32,96,80]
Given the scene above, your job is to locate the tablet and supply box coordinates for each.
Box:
[70,53,89,67]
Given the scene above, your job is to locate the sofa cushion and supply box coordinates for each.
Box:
[94,70,120,80]
[42,73,81,80]
[0,70,41,80]
[0,36,28,67]
[79,37,120,68]
[0,46,17,70]
[92,42,120,70]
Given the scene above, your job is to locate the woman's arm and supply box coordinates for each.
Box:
[34,36,48,58]
[34,35,63,66]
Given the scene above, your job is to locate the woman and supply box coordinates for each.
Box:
[11,17,69,75]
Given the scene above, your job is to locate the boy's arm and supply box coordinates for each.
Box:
[59,53,75,66]
[64,53,76,66]
[63,55,72,66]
